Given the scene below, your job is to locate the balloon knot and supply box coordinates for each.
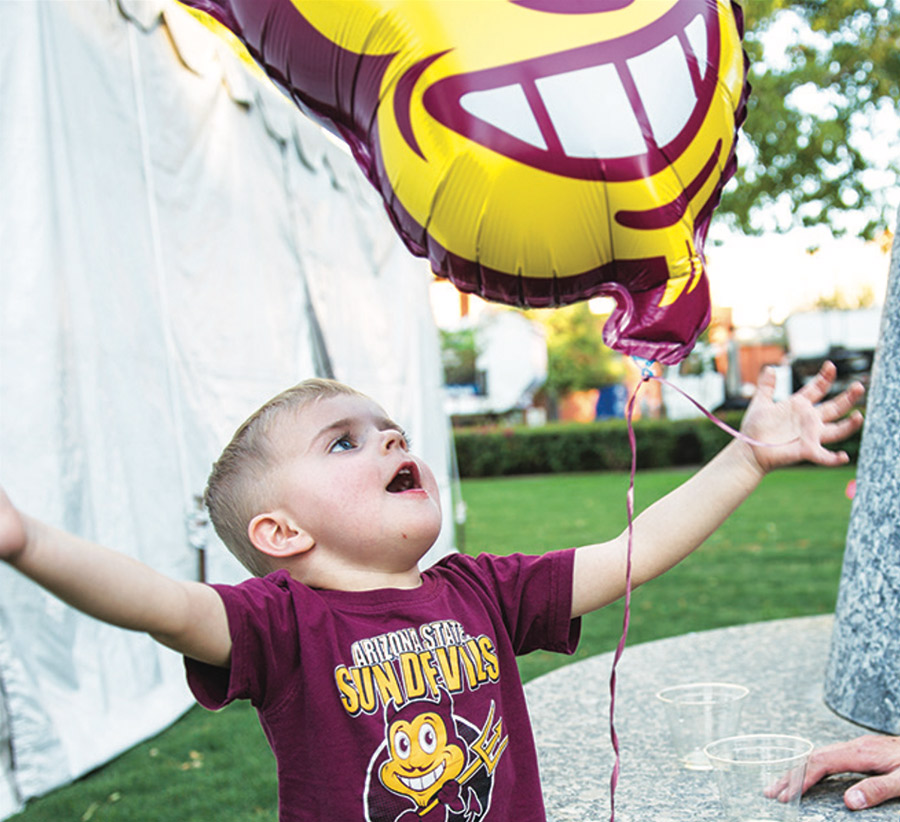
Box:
[633,357,656,382]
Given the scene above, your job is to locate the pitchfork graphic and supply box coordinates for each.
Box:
[419,701,509,817]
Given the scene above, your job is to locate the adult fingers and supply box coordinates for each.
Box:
[803,736,900,795]
[844,770,900,810]
[802,739,879,792]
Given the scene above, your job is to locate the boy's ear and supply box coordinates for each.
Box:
[248,511,314,559]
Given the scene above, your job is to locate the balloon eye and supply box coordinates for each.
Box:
[393,730,411,760]
[419,722,437,755]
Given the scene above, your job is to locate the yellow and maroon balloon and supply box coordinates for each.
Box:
[180,0,748,364]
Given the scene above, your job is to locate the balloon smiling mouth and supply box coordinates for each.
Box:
[401,0,720,184]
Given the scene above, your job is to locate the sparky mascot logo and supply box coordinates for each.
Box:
[366,691,507,822]
[330,620,507,820]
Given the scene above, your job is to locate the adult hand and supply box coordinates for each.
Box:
[803,736,900,810]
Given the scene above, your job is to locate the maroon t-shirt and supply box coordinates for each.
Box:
[186,550,580,821]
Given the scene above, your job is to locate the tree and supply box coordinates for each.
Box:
[719,0,900,240]
[534,303,626,399]
[439,328,479,386]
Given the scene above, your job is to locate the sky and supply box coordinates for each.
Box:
[703,224,893,329]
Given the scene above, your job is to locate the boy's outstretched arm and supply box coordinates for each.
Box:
[571,361,865,618]
[0,486,231,667]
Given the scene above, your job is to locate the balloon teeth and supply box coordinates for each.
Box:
[455,12,709,163]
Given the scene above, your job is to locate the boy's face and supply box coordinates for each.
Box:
[267,393,442,576]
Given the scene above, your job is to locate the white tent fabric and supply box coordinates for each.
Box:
[0,1,455,817]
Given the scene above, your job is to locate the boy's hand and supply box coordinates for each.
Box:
[739,361,864,475]
[0,487,28,563]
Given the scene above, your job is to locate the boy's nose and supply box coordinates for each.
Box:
[381,429,405,451]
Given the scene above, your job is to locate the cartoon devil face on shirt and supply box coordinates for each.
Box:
[181,0,747,362]
[379,706,466,807]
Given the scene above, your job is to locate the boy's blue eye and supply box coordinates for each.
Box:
[329,435,356,453]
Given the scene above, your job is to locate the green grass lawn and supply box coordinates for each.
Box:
[10,465,856,821]
[460,465,856,684]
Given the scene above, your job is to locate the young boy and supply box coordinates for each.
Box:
[0,364,863,821]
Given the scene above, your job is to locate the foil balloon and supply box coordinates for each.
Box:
[179,0,748,365]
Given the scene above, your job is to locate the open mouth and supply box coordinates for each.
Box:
[398,760,445,792]
[415,0,720,182]
[386,462,422,493]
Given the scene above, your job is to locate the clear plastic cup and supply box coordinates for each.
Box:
[704,733,813,822]
[656,682,749,770]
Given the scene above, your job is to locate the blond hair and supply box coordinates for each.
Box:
[205,378,367,576]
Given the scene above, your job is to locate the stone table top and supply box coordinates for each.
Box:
[524,615,899,822]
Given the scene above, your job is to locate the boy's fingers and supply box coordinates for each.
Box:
[752,366,777,400]
[758,365,776,387]
[797,361,837,403]
[807,446,849,467]
[818,383,865,421]
[820,412,864,445]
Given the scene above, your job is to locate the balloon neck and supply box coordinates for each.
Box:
[632,357,657,382]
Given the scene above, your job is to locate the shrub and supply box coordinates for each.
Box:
[452,412,861,478]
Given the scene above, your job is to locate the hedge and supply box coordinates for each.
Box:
[452,412,862,478]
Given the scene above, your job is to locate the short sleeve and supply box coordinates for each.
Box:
[185,571,301,711]
[441,550,580,656]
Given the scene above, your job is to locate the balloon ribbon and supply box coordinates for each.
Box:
[607,360,795,821]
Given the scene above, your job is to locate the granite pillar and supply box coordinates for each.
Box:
[824,210,900,731]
